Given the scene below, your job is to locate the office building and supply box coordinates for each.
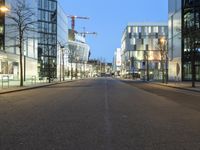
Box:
[38,0,58,80]
[68,29,90,78]
[0,0,69,82]
[168,0,200,81]
[57,3,68,80]
[121,23,168,80]
[1,0,38,80]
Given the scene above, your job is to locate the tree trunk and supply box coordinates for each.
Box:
[62,50,65,81]
[19,39,23,87]
[147,57,149,81]
[192,50,196,87]
[71,61,73,80]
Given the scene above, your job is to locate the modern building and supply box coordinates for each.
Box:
[1,0,38,80]
[168,0,200,81]
[87,59,100,77]
[121,23,168,80]
[57,3,68,80]
[68,29,90,78]
[38,0,58,80]
[113,48,122,76]
[0,0,69,82]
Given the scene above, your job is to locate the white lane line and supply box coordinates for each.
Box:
[104,78,113,150]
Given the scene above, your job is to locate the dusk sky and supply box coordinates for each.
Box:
[59,0,168,62]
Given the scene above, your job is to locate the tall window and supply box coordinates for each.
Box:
[38,0,57,78]
[183,0,200,81]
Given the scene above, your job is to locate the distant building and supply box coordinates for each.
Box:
[87,59,100,77]
[105,63,113,75]
[168,0,200,81]
[121,23,168,80]
[68,29,90,78]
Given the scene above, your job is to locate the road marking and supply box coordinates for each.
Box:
[104,78,113,150]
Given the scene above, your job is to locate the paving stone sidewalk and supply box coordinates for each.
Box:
[152,81,200,92]
[0,78,75,94]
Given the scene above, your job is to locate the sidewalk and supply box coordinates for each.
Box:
[0,78,76,94]
[120,78,200,93]
[151,81,200,92]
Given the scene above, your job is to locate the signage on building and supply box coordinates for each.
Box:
[116,48,121,66]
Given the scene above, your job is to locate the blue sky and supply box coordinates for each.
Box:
[60,0,168,62]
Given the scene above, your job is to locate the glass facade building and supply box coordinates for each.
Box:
[183,0,200,81]
[121,23,168,80]
[57,3,68,79]
[68,31,90,78]
[1,0,69,81]
[68,40,90,64]
[38,0,57,79]
[1,0,38,80]
[168,0,200,81]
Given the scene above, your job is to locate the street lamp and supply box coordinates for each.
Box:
[84,61,87,78]
[75,56,79,79]
[60,45,65,82]
[0,6,9,13]
[128,59,131,79]
[57,41,67,82]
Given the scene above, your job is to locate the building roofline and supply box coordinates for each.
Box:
[127,22,168,26]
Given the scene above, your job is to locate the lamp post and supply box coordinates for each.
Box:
[127,59,130,79]
[84,61,86,78]
[75,56,79,79]
[59,45,65,82]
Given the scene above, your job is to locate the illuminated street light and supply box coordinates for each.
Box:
[0,6,9,13]
[160,37,166,44]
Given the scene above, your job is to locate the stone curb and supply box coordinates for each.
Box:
[151,82,200,93]
[0,80,77,95]
[119,78,200,93]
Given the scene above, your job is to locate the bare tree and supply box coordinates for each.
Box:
[7,0,37,86]
[156,38,168,83]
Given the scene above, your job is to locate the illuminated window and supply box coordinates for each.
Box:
[153,26,159,33]
[148,27,151,33]
[144,27,148,33]
[133,27,138,33]
[128,26,131,33]
[131,38,136,45]
[138,27,142,33]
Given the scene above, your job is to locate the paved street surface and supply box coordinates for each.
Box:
[1,78,200,150]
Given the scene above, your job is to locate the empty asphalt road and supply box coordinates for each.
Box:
[1,78,200,150]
